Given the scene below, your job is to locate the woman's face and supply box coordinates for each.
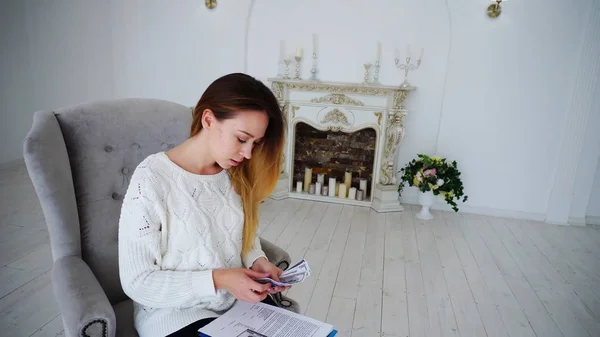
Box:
[205,109,269,169]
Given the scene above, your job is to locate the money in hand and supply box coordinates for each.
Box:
[253,259,311,287]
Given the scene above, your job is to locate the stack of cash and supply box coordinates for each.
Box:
[254,259,311,287]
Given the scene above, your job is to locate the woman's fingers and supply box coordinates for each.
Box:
[249,289,268,302]
[272,268,283,282]
[248,280,271,294]
[245,269,270,279]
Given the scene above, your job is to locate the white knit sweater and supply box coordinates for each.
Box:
[118,152,266,337]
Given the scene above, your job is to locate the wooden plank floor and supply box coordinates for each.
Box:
[1,161,599,337]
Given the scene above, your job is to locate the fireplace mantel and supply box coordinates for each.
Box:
[268,78,415,212]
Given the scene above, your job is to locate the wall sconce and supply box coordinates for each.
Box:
[487,0,503,18]
[205,0,216,9]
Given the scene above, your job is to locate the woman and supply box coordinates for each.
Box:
[118,73,290,337]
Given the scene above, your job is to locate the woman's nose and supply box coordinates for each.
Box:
[241,144,253,159]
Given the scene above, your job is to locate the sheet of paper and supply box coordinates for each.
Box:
[199,300,333,337]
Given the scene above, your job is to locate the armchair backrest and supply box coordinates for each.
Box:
[24,98,192,303]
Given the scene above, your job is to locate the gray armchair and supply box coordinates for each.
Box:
[23,98,298,337]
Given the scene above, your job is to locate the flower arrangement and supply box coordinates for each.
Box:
[397,154,468,212]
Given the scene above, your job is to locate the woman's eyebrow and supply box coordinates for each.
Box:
[238,130,255,138]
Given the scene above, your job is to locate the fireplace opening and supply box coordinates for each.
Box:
[292,121,377,200]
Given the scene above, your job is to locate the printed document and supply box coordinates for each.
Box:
[198,300,335,337]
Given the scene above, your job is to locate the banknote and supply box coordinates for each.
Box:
[253,259,311,287]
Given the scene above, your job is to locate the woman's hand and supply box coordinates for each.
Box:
[250,257,291,293]
[212,268,272,303]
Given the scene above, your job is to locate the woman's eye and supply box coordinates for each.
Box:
[237,138,247,143]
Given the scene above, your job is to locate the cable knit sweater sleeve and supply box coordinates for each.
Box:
[118,167,216,308]
[243,232,267,268]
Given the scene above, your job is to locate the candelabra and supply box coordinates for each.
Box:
[395,55,422,88]
[373,61,381,84]
[310,53,319,81]
[363,63,372,84]
[283,58,292,79]
[294,56,303,80]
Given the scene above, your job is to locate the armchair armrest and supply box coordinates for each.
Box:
[258,239,301,314]
[259,237,292,271]
[52,256,116,337]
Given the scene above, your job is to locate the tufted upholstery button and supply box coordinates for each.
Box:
[121,168,130,175]
[104,145,113,153]
[161,142,168,150]
[111,192,120,200]
[132,143,140,149]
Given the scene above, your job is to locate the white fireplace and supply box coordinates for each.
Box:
[268,78,414,213]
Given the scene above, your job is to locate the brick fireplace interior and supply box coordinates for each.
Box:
[292,121,377,198]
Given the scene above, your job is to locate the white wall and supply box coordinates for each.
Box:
[572,68,600,222]
[437,0,591,219]
[246,0,597,220]
[2,0,598,223]
[1,1,33,164]
[109,0,251,105]
[587,162,600,219]
[0,0,114,164]
[583,74,600,220]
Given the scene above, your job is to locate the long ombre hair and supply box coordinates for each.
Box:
[190,73,285,258]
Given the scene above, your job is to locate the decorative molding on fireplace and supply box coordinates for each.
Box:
[374,111,383,126]
[319,108,351,126]
[268,78,415,213]
[380,110,407,185]
[310,93,365,106]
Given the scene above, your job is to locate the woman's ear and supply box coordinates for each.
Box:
[201,109,214,129]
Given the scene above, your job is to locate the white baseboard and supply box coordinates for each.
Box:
[400,195,547,222]
[586,215,600,226]
[568,216,587,226]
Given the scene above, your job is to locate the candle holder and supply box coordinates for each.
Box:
[363,63,372,84]
[395,54,422,88]
[373,61,381,84]
[283,58,292,79]
[310,53,319,81]
[294,56,303,80]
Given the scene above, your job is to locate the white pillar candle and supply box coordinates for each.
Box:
[316,182,322,195]
[304,168,312,192]
[359,179,368,192]
[309,183,316,194]
[356,189,364,201]
[344,172,352,196]
[376,41,381,62]
[296,181,302,193]
[296,47,303,58]
[348,187,357,200]
[317,173,325,184]
[322,186,329,196]
[312,34,317,54]
[328,178,336,197]
[338,184,347,199]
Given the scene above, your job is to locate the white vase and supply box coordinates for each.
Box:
[417,190,435,220]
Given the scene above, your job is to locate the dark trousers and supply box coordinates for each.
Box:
[166,295,278,337]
